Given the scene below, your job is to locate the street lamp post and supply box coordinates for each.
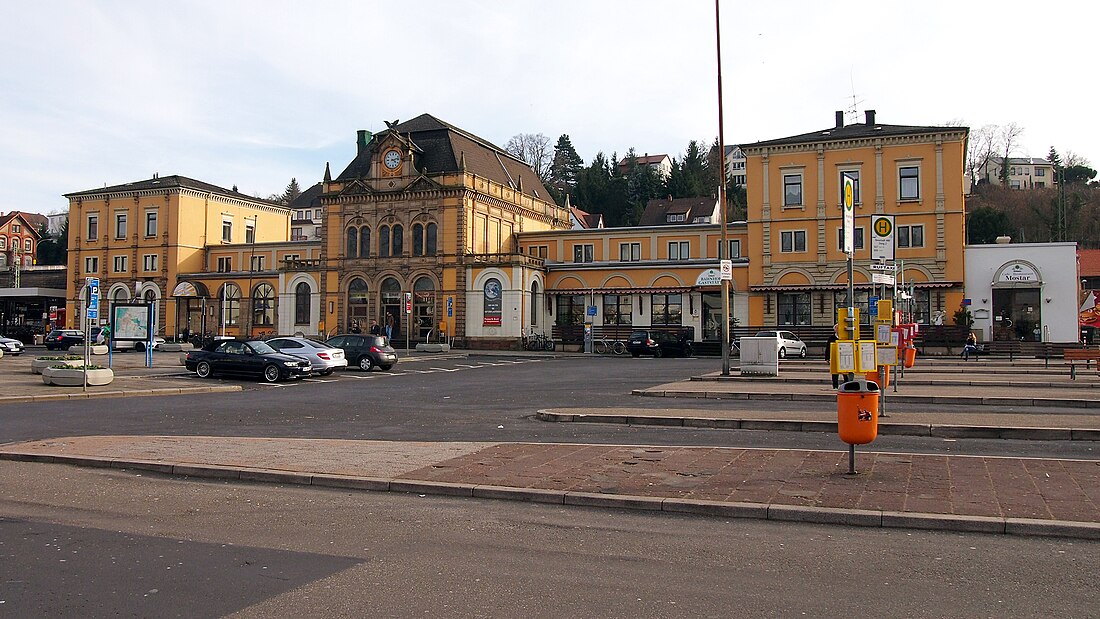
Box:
[715,0,731,376]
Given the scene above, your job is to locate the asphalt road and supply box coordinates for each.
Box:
[1,355,1097,460]
[2,462,1097,618]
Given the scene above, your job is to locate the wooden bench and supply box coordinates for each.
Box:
[984,340,1022,361]
[1064,348,1100,380]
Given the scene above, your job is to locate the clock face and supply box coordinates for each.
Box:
[484,279,501,299]
[383,150,402,170]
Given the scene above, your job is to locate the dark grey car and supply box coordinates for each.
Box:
[325,334,398,371]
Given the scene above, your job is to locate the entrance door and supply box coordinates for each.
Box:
[380,277,402,340]
[701,291,734,341]
[992,287,1042,341]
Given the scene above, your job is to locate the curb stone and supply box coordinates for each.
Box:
[4,451,1099,540]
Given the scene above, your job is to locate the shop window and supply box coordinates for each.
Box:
[252,283,275,327]
[651,293,682,325]
[602,294,632,325]
[778,292,812,326]
[221,283,241,326]
[555,295,586,326]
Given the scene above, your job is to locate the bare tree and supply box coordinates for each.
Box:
[967,124,999,185]
[1063,150,1091,168]
[997,123,1025,187]
[505,133,552,180]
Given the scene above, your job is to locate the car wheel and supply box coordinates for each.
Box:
[799,347,807,358]
[195,361,213,379]
[320,368,334,376]
[653,348,663,358]
[358,355,375,371]
[779,347,787,359]
[135,342,146,352]
[262,364,281,383]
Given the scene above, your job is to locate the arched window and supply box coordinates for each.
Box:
[346,227,357,258]
[144,289,157,304]
[347,277,369,326]
[412,223,424,256]
[530,281,540,326]
[253,283,275,327]
[359,227,370,258]
[379,225,390,257]
[294,282,311,325]
[413,277,435,339]
[426,223,438,256]
[392,224,404,256]
[220,283,241,326]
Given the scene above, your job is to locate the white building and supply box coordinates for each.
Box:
[964,241,1079,343]
[979,157,1056,189]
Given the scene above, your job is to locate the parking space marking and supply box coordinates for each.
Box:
[430,367,460,372]
[455,364,481,369]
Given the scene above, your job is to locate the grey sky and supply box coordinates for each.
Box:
[3,0,1094,215]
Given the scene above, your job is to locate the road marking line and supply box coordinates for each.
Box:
[455,364,480,369]
[430,367,460,372]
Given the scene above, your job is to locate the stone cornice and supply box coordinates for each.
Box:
[743,130,968,157]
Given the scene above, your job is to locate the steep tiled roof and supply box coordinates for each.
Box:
[289,182,323,208]
[64,175,283,206]
[638,197,717,226]
[619,154,669,167]
[335,114,552,201]
[0,212,44,238]
[1080,249,1100,277]
[569,207,603,229]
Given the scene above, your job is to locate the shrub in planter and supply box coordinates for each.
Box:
[41,364,114,386]
[31,355,85,374]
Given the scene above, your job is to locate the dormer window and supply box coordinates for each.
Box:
[666,213,686,223]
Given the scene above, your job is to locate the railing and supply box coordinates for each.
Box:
[463,253,545,268]
[280,258,322,270]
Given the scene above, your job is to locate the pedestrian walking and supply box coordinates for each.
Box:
[385,312,394,339]
[827,327,840,389]
[369,319,381,335]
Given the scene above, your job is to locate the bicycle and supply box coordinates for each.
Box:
[593,336,626,355]
[523,330,555,351]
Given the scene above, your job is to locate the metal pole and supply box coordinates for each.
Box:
[716,0,731,376]
[848,444,856,475]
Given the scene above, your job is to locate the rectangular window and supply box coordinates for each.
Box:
[619,242,640,262]
[668,241,689,260]
[250,255,265,271]
[650,293,683,326]
[87,214,99,241]
[840,170,860,205]
[245,223,256,245]
[780,230,807,253]
[833,291,873,326]
[222,220,233,243]
[718,239,741,259]
[573,244,594,263]
[112,255,127,273]
[143,254,158,272]
[24,239,31,253]
[84,256,98,273]
[837,226,865,251]
[778,292,811,326]
[1035,181,1046,188]
[1036,168,1046,177]
[898,224,925,248]
[11,224,20,233]
[145,211,158,236]
[115,213,127,239]
[0,238,5,250]
[602,294,632,326]
[666,213,686,223]
[783,174,803,206]
[217,257,232,273]
[555,295,586,326]
[899,166,920,201]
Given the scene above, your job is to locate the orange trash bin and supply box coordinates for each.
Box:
[864,366,889,389]
[837,378,880,445]
[903,346,917,368]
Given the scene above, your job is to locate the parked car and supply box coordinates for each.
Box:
[90,327,166,351]
[44,329,85,351]
[267,336,348,375]
[753,330,808,359]
[325,334,398,371]
[0,336,25,356]
[184,339,312,383]
[626,330,694,358]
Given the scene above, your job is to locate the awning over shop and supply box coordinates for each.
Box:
[750,281,960,292]
[548,286,692,295]
[171,281,210,297]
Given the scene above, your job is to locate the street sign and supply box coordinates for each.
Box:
[86,277,100,320]
[872,272,895,285]
[868,262,897,272]
[868,296,879,316]
[719,259,733,281]
[447,297,453,318]
[586,306,597,317]
[842,173,856,255]
[871,214,895,261]
[404,291,412,314]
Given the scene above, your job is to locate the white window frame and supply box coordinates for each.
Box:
[217,256,232,273]
[839,169,861,206]
[143,254,158,272]
[84,256,99,273]
[112,255,127,273]
[666,213,686,223]
[115,212,127,239]
[11,224,20,233]
[897,224,925,248]
[24,238,32,253]
[222,219,233,243]
[619,242,640,262]
[573,244,594,263]
[780,230,807,253]
[783,173,803,207]
[0,237,6,250]
[145,211,158,237]
[87,214,99,241]
[899,165,921,201]
[668,240,689,260]
[250,255,265,271]
[837,226,865,251]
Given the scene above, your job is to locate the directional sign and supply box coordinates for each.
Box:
[842,173,856,255]
[871,214,895,261]
[872,272,895,285]
[86,277,100,320]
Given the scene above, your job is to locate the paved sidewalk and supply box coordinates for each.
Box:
[2,436,1098,539]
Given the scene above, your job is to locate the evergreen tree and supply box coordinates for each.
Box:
[1047,146,1062,170]
[620,148,666,226]
[548,135,584,197]
[966,206,1014,244]
[282,178,302,204]
[667,140,710,199]
[35,220,67,266]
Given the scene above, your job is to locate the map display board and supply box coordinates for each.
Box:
[112,304,152,342]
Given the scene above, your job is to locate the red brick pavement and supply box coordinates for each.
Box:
[399,443,1100,522]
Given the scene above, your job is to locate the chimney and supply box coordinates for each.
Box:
[835,111,844,128]
[865,109,876,125]
[356,130,372,154]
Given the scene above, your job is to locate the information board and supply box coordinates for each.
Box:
[877,345,898,366]
[876,323,893,344]
[835,341,856,373]
[857,341,878,373]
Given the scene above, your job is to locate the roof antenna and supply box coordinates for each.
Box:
[845,71,864,126]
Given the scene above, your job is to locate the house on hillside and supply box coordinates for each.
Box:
[979,157,1056,189]
[639,196,720,226]
[618,153,672,180]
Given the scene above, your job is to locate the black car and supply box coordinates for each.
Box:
[184,339,312,383]
[44,329,85,351]
[626,330,694,358]
[325,334,398,371]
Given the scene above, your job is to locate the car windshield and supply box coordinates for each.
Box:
[756,331,777,337]
[629,331,648,340]
[247,341,277,355]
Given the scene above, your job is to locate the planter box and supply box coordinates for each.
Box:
[160,343,194,352]
[68,344,109,355]
[41,366,114,386]
[31,358,85,374]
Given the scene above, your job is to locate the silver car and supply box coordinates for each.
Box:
[266,337,348,375]
[0,336,24,356]
[753,330,808,359]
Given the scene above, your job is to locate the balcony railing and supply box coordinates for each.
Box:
[463,253,545,268]
[280,258,322,271]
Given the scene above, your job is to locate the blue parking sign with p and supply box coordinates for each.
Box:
[87,277,100,319]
